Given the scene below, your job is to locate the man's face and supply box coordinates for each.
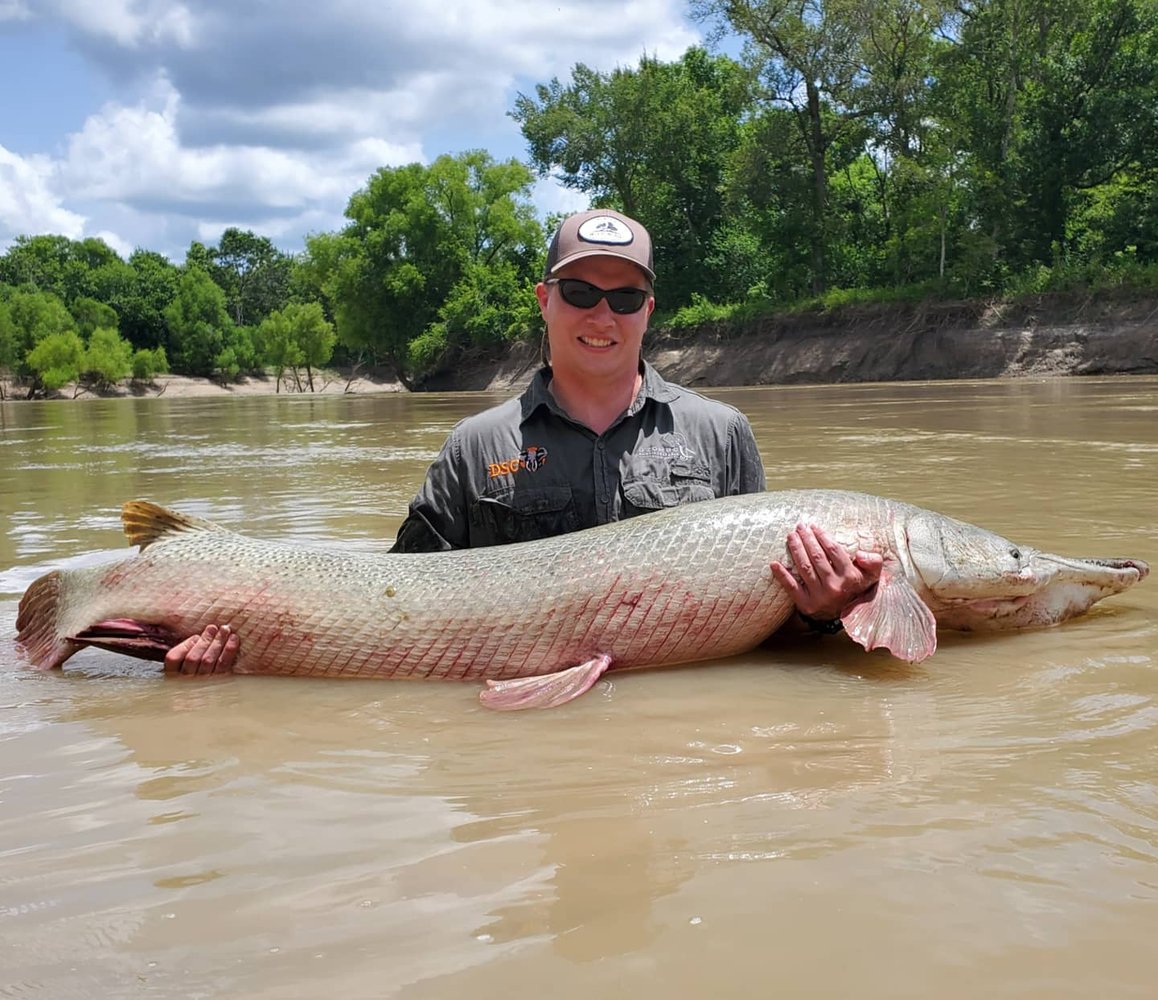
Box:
[535,255,655,384]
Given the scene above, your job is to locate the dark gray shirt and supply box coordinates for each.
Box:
[390,361,766,552]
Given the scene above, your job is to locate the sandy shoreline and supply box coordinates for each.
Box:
[0,370,407,402]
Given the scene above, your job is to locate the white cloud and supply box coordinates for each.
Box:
[0,145,86,246]
[532,177,591,221]
[91,228,133,257]
[0,0,31,22]
[5,0,703,257]
[59,81,419,212]
[49,0,194,47]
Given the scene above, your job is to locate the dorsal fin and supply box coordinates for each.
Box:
[122,500,228,551]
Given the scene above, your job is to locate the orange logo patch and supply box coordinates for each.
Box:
[488,446,548,479]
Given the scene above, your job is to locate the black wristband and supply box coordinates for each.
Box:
[798,612,844,635]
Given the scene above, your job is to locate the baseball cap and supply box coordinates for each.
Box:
[544,209,655,282]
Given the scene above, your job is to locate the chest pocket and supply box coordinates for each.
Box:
[621,460,717,514]
[469,485,581,546]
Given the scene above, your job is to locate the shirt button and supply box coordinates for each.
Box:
[596,441,604,451]
[600,495,609,504]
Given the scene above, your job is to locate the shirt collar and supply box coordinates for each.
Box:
[521,360,679,423]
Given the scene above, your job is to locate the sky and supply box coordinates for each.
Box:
[0,0,705,262]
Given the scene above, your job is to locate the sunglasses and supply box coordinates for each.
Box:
[545,278,651,315]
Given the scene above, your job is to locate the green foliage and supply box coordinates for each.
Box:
[513,48,751,304]
[0,235,133,307]
[305,149,543,384]
[255,302,335,390]
[25,330,85,391]
[289,302,336,372]
[82,327,134,387]
[207,228,294,327]
[666,293,735,327]
[256,308,302,383]
[0,296,15,372]
[937,0,1158,276]
[131,347,169,381]
[71,296,119,337]
[406,325,450,375]
[121,250,180,350]
[214,325,259,381]
[5,289,77,376]
[163,268,233,376]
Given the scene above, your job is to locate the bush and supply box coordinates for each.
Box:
[666,293,734,328]
[131,346,169,381]
[83,327,133,387]
[26,331,85,390]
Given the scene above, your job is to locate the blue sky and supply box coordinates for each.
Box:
[0,0,704,262]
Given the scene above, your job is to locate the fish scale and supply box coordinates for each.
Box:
[14,490,1148,710]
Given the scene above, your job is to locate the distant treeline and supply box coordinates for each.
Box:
[3,0,1158,397]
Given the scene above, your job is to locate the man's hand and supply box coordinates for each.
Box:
[770,523,883,621]
[164,624,239,675]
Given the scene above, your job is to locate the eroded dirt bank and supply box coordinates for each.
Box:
[464,292,1158,393]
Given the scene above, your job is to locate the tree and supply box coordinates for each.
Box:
[214,325,259,381]
[25,331,85,393]
[71,296,120,337]
[412,259,540,374]
[120,250,180,350]
[938,0,1158,274]
[6,289,77,377]
[290,302,337,391]
[692,0,883,293]
[82,327,134,388]
[256,309,302,391]
[208,228,294,327]
[0,234,131,304]
[513,48,752,303]
[0,235,76,292]
[163,268,233,376]
[306,150,542,385]
[257,300,338,391]
[0,295,15,396]
[130,347,169,382]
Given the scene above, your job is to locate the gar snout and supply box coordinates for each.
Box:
[1085,557,1150,579]
[1044,554,1150,591]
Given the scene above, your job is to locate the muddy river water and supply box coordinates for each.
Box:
[1,376,1156,998]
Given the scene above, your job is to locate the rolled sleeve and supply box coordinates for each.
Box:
[389,431,470,552]
[727,412,766,495]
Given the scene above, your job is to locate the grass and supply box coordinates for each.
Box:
[652,261,1158,335]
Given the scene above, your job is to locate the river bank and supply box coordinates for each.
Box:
[455,290,1158,391]
[3,290,1156,401]
[0,369,406,402]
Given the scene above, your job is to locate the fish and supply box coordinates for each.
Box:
[14,492,1149,710]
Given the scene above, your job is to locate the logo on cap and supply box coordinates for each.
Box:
[577,216,633,246]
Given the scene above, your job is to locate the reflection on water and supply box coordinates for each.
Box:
[1,377,1157,998]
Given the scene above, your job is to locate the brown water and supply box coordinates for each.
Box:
[1,377,1156,998]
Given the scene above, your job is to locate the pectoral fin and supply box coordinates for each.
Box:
[841,566,937,663]
[479,654,614,711]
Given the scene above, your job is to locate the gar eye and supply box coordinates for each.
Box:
[1010,548,1021,560]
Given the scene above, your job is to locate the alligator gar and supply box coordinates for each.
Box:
[14,492,1149,709]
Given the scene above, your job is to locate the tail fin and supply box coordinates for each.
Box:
[15,570,84,670]
[122,500,227,550]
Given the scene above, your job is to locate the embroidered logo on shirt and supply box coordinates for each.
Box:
[634,433,696,462]
[488,446,548,478]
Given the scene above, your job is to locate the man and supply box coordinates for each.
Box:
[168,209,880,674]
